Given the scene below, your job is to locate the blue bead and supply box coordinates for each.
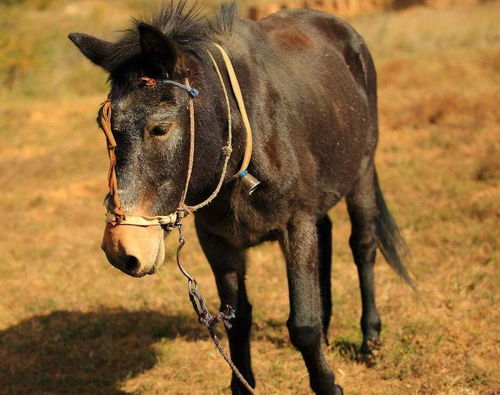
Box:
[238,170,249,179]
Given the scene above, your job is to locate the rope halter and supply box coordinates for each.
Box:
[99,44,258,228]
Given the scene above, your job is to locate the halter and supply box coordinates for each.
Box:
[99,44,259,228]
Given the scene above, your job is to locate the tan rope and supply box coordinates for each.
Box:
[178,78,196,213]
[99,99,125,218]
[105,212,178,227]
[181,49,233,212]
[212,43,253,179]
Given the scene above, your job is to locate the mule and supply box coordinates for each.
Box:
[69,2,413,393]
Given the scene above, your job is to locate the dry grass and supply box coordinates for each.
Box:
[0,1,499,394]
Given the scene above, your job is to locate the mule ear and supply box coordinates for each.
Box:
[138,23,177,76]
[68,33,113,71]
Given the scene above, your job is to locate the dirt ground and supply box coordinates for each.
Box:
[0,1,499,394]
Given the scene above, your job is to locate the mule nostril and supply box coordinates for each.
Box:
[124,255,139,272]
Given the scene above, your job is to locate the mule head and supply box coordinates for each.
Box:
[69,20,224,277]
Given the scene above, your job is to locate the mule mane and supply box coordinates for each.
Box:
[105,1,237,96]
[139,1,209,56]
[108,1,237,71]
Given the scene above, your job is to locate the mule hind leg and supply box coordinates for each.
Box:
[346,161,382,359]
[317,215,333,344]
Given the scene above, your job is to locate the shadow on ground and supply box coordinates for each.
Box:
[332,339,360,361]
[0,309,205,394]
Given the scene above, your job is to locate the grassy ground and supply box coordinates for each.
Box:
[0,1,499,394]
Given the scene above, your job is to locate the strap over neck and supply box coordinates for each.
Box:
[212,43,254,179]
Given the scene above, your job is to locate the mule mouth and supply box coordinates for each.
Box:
[106,256,158,278]
[103,250,162,278]
[127,268,155,278]
[128,270,148,278]
[147,265,157,275]
[128,263,158,277]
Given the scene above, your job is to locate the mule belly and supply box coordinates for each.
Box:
[283,77,374,217]
[309,123,373,216]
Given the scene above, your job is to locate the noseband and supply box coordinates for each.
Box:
[99,44,258,228]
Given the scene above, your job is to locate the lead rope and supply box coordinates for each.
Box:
[98,47,255,393]
[176,224,255,394]
[172,50,255,393]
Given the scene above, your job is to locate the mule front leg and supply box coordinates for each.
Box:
[195,221,255,394]
[279,214,343,395]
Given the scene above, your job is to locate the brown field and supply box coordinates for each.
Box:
[0,1,499,394]
[245,0,486,20]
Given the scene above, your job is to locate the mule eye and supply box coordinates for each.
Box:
[151,126,168,136]
[146,121,175,140]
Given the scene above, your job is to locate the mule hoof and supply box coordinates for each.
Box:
[358,338,382,367]
[334,384,344,395]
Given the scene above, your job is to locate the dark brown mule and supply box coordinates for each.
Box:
[69,2,413,393]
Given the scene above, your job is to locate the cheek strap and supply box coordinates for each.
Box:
[98,98,125,220]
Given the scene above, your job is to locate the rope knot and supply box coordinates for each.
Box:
[215,305,236,329]
[222,146,233,156]
[176,207,193,221]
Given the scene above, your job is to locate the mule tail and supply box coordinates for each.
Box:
[374,171,416,290]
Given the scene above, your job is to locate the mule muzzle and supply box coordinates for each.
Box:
[101,223,165,277]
